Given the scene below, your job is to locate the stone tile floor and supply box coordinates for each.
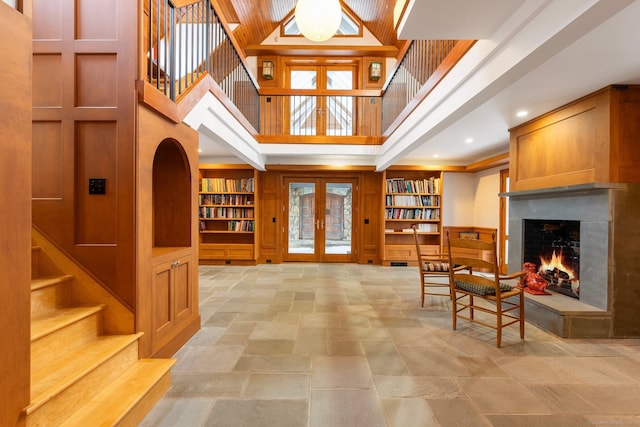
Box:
[140,263,640,427]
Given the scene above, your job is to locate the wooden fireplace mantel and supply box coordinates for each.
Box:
[509,85,640,192]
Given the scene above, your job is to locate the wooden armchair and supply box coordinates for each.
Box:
[412,225,451,306]
[445,230,525,347]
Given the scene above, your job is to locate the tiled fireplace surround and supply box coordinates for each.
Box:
[507,183,640,339]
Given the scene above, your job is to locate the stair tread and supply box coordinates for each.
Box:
[31,305,105,341]
[58,358,175,427]
[28,333,144,414]
[31,274,74,291]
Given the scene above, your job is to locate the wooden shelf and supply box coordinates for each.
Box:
[198,166,258,263]
[382,170,443,264]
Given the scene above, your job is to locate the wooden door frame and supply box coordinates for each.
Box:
[282,174,359,263]
[499,168,509,274]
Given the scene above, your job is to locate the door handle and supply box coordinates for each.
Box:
[321,220,324,229]
[316,219,320,229]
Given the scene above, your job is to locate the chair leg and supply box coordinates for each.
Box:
[519,292,525,339]
[496,301,503,348]
[452,293,457,330]
[469,295,474,320]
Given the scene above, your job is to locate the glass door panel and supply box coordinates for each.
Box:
[287,181,315,255]
[285,178,357,262]
[324,182,352,255]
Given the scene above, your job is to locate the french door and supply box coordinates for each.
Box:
[284,177,357,262]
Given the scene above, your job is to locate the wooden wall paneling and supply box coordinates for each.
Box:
[32,0,139,308]
[509,86,640,192]
[137,104,200,358]
[75,121,118,244]
[76,0,117,39]
[32,122,63,199]
[32,54,63,106]
[76,54,118,107]
[32,0,63,40]
[258,171,281,262]
[611,87,640,182]
[359,171,382,264]
[0,4,32,425]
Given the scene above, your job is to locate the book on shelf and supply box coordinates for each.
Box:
[228,220,255,232]
[201,177,255,193]
[415,223,438,232]
[385,177,441,194]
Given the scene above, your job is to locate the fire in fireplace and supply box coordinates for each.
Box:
[523,220,580,299]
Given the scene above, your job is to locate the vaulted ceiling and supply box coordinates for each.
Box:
[214,0,402,55]
[192,0,640,170]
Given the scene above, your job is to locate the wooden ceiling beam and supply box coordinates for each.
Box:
[245,44,398,57]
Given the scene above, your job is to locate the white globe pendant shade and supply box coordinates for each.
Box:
[295,0,342,42]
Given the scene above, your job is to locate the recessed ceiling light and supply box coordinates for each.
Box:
[517,110,528,118]
[465,138,474,144]
[433,154,440,158]
[198,148,202,153]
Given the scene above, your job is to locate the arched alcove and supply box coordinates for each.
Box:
[152,139,191,247]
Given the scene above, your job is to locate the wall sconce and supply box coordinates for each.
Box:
[369,61,382,81]
[262,61,274,80]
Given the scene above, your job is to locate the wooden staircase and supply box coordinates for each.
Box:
[24,241,175,426]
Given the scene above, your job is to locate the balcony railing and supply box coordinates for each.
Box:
[144,0,259,129]
[382,40,459,133]
[257,93,381,143]
[144,1,471,142]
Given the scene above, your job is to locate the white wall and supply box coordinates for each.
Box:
[472,166,502,229]
[443,166,504,230]
[442,172,475,226]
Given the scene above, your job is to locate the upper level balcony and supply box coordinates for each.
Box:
[141,0,475,169]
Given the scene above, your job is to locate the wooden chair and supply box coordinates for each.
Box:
[412,225,451,306]
[445,230,525,347]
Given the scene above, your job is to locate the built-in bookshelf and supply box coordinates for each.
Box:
[198,165,258,264]
[382,169,443,265]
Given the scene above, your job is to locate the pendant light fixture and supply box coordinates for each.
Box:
[295,0,342,42]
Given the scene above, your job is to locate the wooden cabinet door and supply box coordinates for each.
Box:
[151,259,174,349]
[150,254,193,353]
[173,255,193,326]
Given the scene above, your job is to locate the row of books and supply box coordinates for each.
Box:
[199,207,254,219]
[385,208,440,220]
[414,223,439,232]
[385,195,440,207]
[200,194,253,206]
[227,220,255,232]
[201,177,255,193]
[199,220,255,232]
[386,177,441,194]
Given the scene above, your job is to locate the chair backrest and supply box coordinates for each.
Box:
[446,229,499,281]
[412,224,423,261]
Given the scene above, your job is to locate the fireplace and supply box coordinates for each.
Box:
[523,219,580,299]
[505,183,640,338]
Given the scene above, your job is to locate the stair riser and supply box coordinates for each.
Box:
[27,341,139,427]
[31,313,102,375]
[31,283,70,319]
